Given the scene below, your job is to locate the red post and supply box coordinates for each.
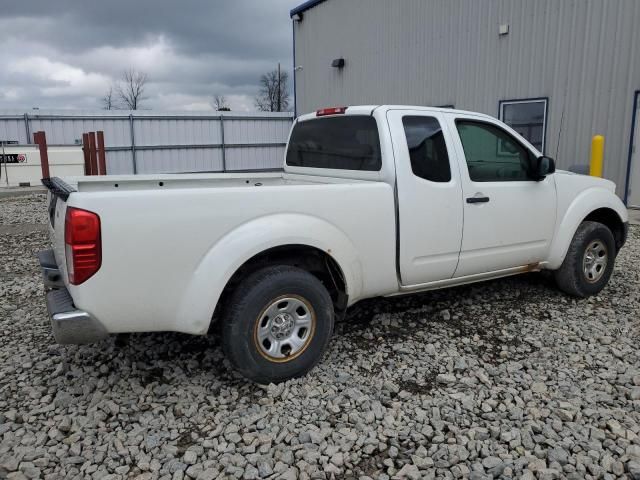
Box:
[82,133,91,175]
[96,131,107,175]
[34,131,50,179]
[88,132,98,176]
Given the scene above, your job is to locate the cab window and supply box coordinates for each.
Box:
[402,116,451,182]
[286,116,382,171]
[456,120,533,182]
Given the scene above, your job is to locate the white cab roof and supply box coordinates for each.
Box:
[296,105,497,122]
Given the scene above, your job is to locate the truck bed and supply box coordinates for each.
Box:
[47,172,398,336]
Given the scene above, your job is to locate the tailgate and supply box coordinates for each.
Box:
[43,178,75,284]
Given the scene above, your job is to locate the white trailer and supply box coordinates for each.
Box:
[0,144,84,188]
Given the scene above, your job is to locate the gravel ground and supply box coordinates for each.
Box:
[1,193,639,480]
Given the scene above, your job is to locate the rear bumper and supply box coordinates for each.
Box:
[37,249,64,288]
[38,249,108,344]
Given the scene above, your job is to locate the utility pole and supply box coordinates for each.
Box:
[1,141,8,186]
[277,62,281,112]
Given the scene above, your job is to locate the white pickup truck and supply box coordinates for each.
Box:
[39,105,629,383]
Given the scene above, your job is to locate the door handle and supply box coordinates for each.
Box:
[466,196,490,204]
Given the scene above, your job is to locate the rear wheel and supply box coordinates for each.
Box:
[554,221,616,297]
[222,265,334,383]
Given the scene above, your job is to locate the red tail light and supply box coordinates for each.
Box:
[65,207,101,285]
[316,106,347,116]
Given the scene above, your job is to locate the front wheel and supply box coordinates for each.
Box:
[554,221,616,297]
[221,265,334,383]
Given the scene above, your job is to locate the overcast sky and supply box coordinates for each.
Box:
[0,0,301,112]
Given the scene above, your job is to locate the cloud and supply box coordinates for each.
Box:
[0,0,301,111]
[9,57,111,98]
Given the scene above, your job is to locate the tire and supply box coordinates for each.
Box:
[221,265,334,384]
[554,221,616,298]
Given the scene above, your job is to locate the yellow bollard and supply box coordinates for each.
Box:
[590,135,604,177]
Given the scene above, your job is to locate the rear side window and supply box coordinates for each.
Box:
[286,116,382,171]
[402,116,451,182]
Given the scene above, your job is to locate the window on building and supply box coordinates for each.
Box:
[402,116,451,182]
[499,99,547,152]
[456,120,534,182]
[286,116,382,171]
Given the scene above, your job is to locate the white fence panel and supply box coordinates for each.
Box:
[0,110,293,175]
[106,150,134,175]
[136,148,224,174]
[133,117,223,147]
[223,118,291,145]
[225,146,286,171]
[29,117,132,147]
[0,117,28,144]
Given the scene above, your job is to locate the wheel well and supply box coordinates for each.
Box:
[583,208,626,252]
[212,245,348,327]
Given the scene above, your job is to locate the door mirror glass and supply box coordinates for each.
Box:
[533,155,555,180]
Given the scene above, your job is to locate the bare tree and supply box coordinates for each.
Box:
[101,86,116,110]
[212,94,230,111]
[116,68,148,110]
[255,63,290,112]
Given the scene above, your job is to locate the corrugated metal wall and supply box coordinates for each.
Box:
[294,0,640,199]
[0,110,293,174]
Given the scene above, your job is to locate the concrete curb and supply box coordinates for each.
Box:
[0,186,47,199]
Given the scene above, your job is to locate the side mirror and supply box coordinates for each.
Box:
[531,155,555,180]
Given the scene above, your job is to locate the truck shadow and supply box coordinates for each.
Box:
[67,271,558,389]
[340,271,558,331]
[329,272,560,388]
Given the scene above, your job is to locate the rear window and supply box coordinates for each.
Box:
[286,116,382,171]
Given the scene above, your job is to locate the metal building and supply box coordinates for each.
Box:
[290,0,640,206]
[0,110,293,175]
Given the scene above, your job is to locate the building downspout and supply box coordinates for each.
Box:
[292,20,297,118]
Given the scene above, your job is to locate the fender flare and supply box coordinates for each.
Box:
[174,213,363,335]
[546,187,628,270]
